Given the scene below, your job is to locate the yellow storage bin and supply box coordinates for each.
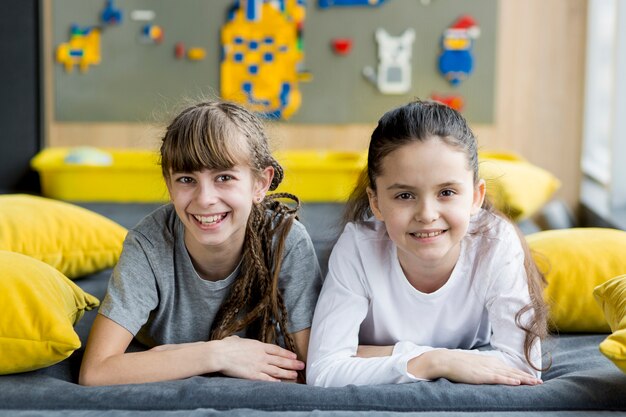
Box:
[274,151,366,202]
[31,148,168,202]
[31,148,367,203]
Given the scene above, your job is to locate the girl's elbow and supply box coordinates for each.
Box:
[78,367,98,386]
[78,362,109,386]
[305,361,330,387]
[306,362,346,387]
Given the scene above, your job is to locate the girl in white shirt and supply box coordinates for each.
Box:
[307,100,549,387]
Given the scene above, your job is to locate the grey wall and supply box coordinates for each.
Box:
[52,0,497,124]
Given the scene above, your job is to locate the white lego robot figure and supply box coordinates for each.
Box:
[363,28,415,95]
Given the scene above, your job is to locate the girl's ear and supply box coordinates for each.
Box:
[471,179,486,215]
[253,166,274,201]
[367,187,384,221]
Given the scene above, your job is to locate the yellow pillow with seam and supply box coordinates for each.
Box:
[0,194,127,278]
[527,228,626,333]
[594,275,626,373]
[479,151,561,221]
[0,250,100,375]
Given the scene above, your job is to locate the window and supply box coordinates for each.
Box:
[581,0,626,221]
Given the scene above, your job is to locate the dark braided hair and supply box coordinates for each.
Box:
[160,100,301,358]
[211,193,300,350]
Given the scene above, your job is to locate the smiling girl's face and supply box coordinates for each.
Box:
[166,131,273,270]
[367,137,485,282]
[168,166,263,248]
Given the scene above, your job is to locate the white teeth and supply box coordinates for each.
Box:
[413,230,443,238]
[193,214,226,225]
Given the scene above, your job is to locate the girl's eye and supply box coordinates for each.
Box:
[176,176,195,184]
[395,192,414,200]
[440,189,455,197]
[216,174,233,182]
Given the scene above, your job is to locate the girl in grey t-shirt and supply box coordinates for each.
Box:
[79,100,322,386]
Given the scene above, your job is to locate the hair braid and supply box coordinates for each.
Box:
[210,193,301,358]
[210,203,266,339]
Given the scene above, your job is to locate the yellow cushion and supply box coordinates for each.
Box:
[479,151,561,221]
[526,228,626,333]
[594,275,626,373]
[0,194,127,278]
[0,250,99,374]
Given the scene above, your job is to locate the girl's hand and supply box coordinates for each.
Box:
[409,350,543,386]
[356,345,394,358]
[213,336,305,382]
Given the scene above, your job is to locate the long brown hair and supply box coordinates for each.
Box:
[345,100,549,371]
[160,100,298,355]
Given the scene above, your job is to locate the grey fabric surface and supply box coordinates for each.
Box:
[1,268,625,413]
[1,203,625,415]
[1,411,625,417]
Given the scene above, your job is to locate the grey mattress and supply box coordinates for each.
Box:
[1,203,625,416]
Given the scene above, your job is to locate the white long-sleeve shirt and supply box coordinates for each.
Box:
[306,209,541,387]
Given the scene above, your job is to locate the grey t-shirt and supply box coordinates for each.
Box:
[99,204,323,347]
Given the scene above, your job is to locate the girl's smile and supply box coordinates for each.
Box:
[410,229,447,239]
[191,212,228,228]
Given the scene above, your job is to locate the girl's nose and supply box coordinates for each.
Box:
[195,182,219,206]
[415,199,438,224]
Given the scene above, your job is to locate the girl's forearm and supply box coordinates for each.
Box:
[356,345,394,358]
[406,349,542,385]
[80,341,221,386]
